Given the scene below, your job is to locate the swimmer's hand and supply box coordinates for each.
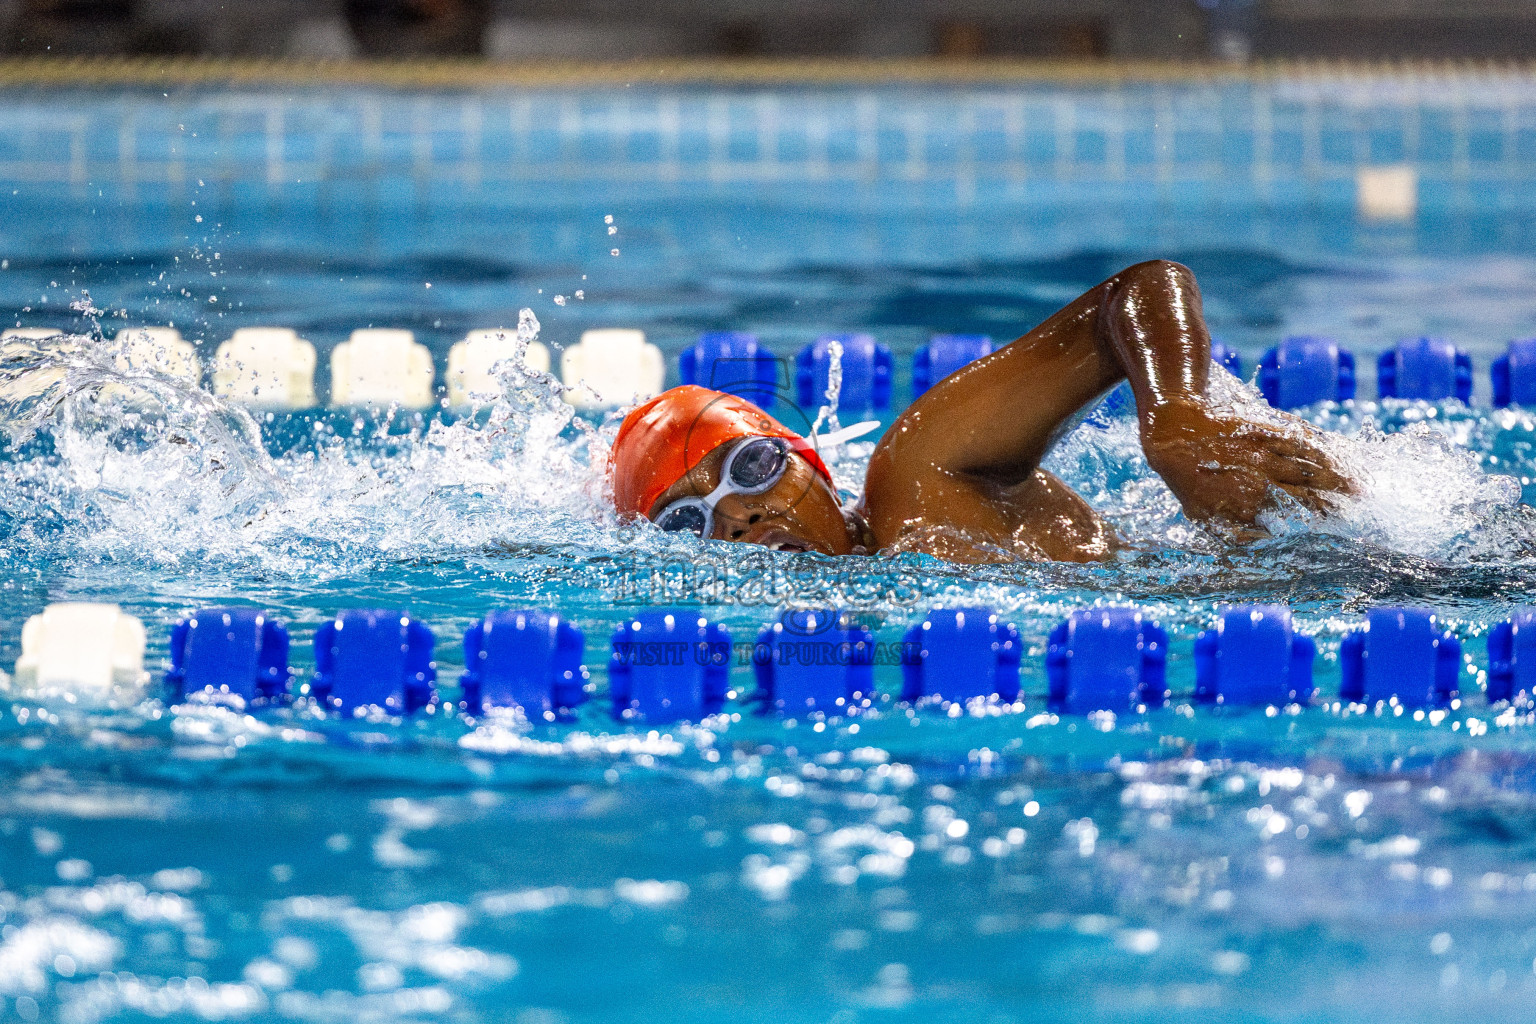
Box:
[1141,400,1356,534]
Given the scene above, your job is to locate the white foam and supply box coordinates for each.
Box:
[0,311,612,578]
[1205,367,1529,559]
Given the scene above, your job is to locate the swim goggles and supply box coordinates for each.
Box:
[651,420,881,538]
[654,435,791,537]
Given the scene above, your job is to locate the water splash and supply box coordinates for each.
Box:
[0,312,611,578]
[1202,369,1533,560]
[808,336,843,439]
[1,332,1533,593]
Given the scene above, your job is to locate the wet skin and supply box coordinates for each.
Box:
[648,260,1355,563]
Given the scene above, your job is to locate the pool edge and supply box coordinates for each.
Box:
[1,55,1534,91]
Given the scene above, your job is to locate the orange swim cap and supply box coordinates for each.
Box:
[609,385,833,520]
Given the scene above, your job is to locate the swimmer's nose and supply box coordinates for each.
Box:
[712,491,800,541]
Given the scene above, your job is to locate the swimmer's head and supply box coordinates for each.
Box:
[609,385,856,555]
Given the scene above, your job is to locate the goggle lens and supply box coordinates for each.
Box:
[729,437,789,491]
[656,503,709,536]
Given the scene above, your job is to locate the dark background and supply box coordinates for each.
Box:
[0,0,1533,62]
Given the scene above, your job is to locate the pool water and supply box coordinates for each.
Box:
[7,82,1536,1023]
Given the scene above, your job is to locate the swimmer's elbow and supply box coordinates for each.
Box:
[1120,258,1194,289]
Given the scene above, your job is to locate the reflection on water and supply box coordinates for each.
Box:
[3,711,1536,1024]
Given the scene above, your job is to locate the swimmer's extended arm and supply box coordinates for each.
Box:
[862,260,1352,554]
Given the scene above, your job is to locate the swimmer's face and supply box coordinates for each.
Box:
[647,438,855,555]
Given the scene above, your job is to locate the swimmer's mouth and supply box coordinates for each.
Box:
[754,528,812,554]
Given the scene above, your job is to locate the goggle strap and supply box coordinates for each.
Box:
[793,419,881,454]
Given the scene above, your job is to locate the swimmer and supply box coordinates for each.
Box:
[608,260,1355,563]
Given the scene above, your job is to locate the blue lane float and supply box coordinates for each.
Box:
[679,331,779,410]
[795,333,893,414]
[901,608,1021,704]
[1193,605,1316,706]
[1486,610,1536,703]
[166,607,290,702]
[1490,339,1536,408]
[83,601,1533,720]
[1377,337,1473,403]
[1339,607,1462,708]
[609,610,731,723]
[461,609,588,718]
[312,609,437,714]
[1258,336,1357,409]
[911,334,993,398]
[754,609,874,715]
[1046,607,1168,713]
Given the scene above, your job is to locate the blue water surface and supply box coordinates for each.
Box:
[5,83,1536,1024]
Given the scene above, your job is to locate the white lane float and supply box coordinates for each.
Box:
[0,327,70,404]
[330,328,436,409]
[10,603,148,701]
[561,328,665,409]
[112,326,201,383]
[446,328,552,407]
[212,327,318,408]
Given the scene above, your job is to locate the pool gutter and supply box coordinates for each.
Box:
[0,56,1532,91]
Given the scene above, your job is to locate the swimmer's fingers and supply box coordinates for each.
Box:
[1271,448,1357,497]
[1261,449,1351,493]
[1198,453,1344,521]
[1253,436,1357,495]
[1145,420,1355,528]
[1271,479,1345,516]
[1259,447,1353,511]
[1194,435,1344,493]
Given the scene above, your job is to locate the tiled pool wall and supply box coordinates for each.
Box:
[1,69,1535,211]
